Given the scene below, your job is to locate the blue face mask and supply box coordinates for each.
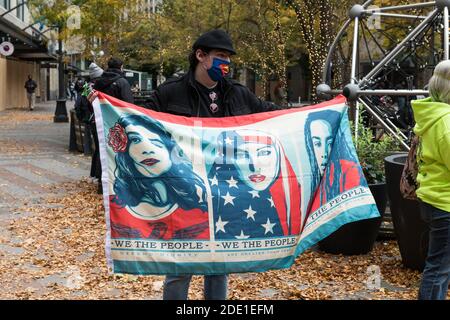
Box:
[207,57,231,82]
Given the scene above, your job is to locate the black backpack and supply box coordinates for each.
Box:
[95,75,123,100]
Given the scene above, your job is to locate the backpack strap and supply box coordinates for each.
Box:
[400,135,420,200]
[95,75,123,91]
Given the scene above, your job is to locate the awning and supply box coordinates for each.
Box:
[0,16,56,62]
[67,64,82,72]
[67,64,89,76]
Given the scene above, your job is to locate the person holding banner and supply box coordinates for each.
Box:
[143,29,281,117]
[89,29,286,300]
[144,29,285,300]
[75,63,104,188]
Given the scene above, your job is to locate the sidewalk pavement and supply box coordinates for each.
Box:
[0,100,100,298]
[0,100,92,219]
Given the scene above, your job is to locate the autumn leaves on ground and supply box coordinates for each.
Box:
[0,179,439,300]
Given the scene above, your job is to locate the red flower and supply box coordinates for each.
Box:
[108,123,128,153]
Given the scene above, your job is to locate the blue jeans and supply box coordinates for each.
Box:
[418,201,450,300]
[163,275,228,300]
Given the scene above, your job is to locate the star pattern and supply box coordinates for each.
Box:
[209,175,219,186]
[243,205,257,221]
[235,230,250,239]
[249,190,260,198]
[209,162,284,240]
[224,137,233,145]
[221,192,236,206]
[215,216,229,233]
[261,218,276,235]
[226,176,239,189]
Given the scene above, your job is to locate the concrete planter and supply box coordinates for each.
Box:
[384,153,429,271]
[318,183,387,255]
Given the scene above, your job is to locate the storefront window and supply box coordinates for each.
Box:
[16,0,25,20]
[1,0,11,10]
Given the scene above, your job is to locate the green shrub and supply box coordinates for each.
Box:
[352,116,401,184]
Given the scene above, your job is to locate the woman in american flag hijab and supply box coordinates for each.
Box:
[208,129,302,240]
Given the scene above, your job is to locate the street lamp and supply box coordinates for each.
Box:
[53,24,68,123]
[90,49,104,62]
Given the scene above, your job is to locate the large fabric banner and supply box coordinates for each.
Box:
[93,93,379,275]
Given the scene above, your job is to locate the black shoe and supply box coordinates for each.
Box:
[97,182,103,195]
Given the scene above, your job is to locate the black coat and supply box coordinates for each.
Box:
[24,79,37,94]
[75,80,97,124]
[94,68,134,104]
[144,70,282,117]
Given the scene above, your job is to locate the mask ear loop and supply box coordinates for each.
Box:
[202,51,213,71]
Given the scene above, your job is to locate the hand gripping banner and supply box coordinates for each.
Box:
[93,93,379,275]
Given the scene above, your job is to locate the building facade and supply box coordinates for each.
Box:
[0,0,57,111]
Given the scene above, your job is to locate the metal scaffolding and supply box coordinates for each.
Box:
[317,0,450,149]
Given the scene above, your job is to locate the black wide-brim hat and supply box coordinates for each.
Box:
[193,29,237,55]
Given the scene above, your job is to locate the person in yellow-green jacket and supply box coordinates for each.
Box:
[411,59,450,300]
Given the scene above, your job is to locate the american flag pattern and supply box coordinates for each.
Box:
[208,130,302,239]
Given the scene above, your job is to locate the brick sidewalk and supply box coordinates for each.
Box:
[0,101,102,298]
[0,100,91,211]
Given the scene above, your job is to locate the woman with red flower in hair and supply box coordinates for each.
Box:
[107,114,209,240]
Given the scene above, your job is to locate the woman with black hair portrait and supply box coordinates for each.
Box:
[304,110,362,215]
[107,114,209,240]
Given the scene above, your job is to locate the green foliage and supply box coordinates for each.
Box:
[28,0,303,82]
[285,0,360,101]
[28,0,388,98]
[28,0,143,64]
[233,0,299,101]
[352,115,401,185]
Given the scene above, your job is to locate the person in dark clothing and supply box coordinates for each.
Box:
[144,40,280,116]
[75,77,84,91]
[24,75,37,111]
[73,78,86,106]
[144,29,283,300]
[94,57,134,104]
[68,80,76,101]
[86,64,104,184]
[74,78,86,101]
[88,30,286,299]
[92,58,133,194]
[76,63,104,193]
